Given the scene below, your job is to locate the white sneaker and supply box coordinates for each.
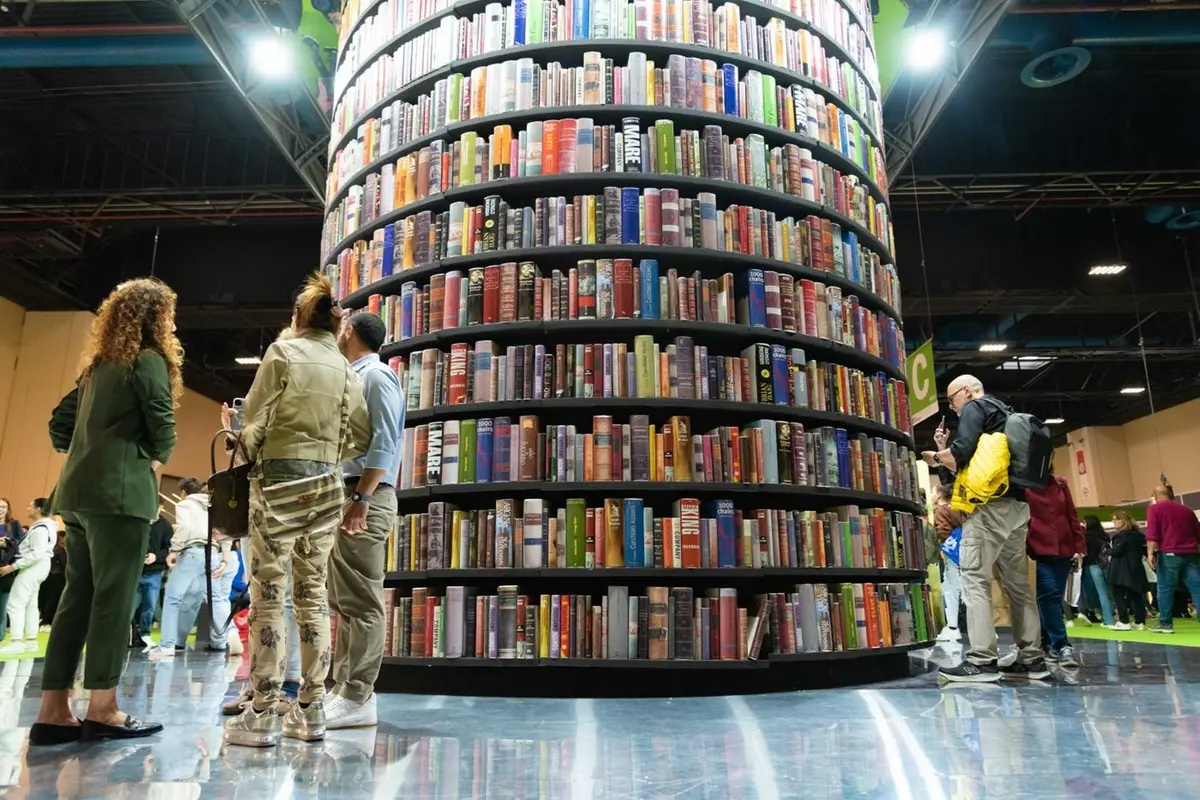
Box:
[1134,623,1146,631]
[324,694,377,729]
[23,642,37,653]
[1111,622,1132,631]
[229,637,244,656]
[936,626,961,643]
[148,646,176,661]
[997,646,1020,668]
[0,642,27,655]
[1065,620,1074,628]
[141,634,157,650]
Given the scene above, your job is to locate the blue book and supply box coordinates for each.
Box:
[620,188,640,244]
[770,344,788,405]
[513,0,527,45]
[622,498,644,566]
[494,417,512,482]
[639,259,660,319]
[721,64,739,116]
[786,518,798,568]
[835,429,850,488]
[710,499,736,568]
[738,269,766,327]
[845,232,860,284]
[400,282,416,339]
[381,224,396,276]
[476,417,494,483]
[838,112,850,157]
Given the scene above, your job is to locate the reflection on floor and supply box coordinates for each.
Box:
[2,637,1200,798]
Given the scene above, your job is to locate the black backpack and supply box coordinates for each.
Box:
[980,396,1052,490]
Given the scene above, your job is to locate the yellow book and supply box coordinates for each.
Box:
[654,432,664,482]
[670,415,692,482]
[648,425,657,481]
[459,131,477,188]
[645,61,655,107]
[539,596,551,658]
[634,334,656,398]
[409,516,418,571]
[604,498,624,567]
[450,510,465,568]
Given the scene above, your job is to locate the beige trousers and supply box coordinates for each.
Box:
[960,497,1042,665]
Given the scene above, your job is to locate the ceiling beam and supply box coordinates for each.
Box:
[904,291,1196,317]
[934,346,1200,362]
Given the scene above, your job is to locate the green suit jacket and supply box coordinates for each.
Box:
[52,350,177,522]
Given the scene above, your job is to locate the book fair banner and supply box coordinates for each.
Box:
[905,339,938,426]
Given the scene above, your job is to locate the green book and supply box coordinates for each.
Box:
[762,74,778,128]
[841,521,853,570]
[529,0,543,43]
[458,131,477,187]
[655,120,676,175]
[566,499,586,568]
[447,73,462,123]
[459,419,477,484]
[911,584,929,641]
[840,584,857,649]
[748,134,767,189]
[634,334,656,398]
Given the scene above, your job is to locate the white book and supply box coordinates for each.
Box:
[441,420,460,485]
[446,586,465,658]
[527,121,543,176]
[501,59,518,112]
[576,118,594,174]
[486,62,503,116]
[400,427,416,490]
[523,498,545,567]
[484,3,504,52]
[516,57,535,109]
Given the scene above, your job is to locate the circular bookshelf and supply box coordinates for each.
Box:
[325,0,933,694]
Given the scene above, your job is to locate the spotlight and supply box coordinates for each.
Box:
[1044,417,1065,425]
[906,28,946,72]
[978,343,1008,352]
[250,35,294,80]
[1089,264,1127,276]
[235,356,263,365]
[1120,386,1146,395]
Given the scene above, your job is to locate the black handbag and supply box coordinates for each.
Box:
[204,429,251,638]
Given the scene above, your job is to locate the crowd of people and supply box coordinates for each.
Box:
[924,376,1200,684]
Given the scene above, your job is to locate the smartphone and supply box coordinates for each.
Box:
[231,397,245,432]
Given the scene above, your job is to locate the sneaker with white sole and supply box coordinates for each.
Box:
[224,704,283,748]
[1058,645,1079,668]
[997,646,1020,668]
[939,660,1001,683]
[1134,623,1146,631]
[1110,622,1132,631]
[325,694,378,730]
[0,641,30,655]
[1000,658,1051,680]
[147,646,176,662]
[1150,625,1175,634]
[282,701,326,743]
[936,626,961,643]
[141,634,157,650]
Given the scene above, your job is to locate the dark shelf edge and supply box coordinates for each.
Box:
[383,567,927,582]
[330,38,883,162]
[326,104,889,215]
[338,244,901,322]
[404,398,913,449]
[376,319,905,382]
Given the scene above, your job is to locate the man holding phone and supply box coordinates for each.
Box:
[921,375,1045,684]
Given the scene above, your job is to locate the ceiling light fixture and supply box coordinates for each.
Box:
[1120,386,1146,395]
[1044,417,1065,425]
[978,343,1008,352]
[1089,264,1127,276]
[235,356,263,365]
[905,28,947,72]
[250,35,294,80]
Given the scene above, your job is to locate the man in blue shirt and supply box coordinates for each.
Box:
[328,312,405,729]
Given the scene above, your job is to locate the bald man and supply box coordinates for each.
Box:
[922,375,1046,683]
[1146,484,1200,633]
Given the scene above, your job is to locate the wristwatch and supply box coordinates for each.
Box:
[351,491,372,504]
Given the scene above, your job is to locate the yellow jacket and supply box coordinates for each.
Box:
[951,432,1011,513]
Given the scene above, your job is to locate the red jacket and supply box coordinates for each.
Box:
[1024,476,1085,558]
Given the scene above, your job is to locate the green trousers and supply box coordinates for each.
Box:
[42,512,149,691]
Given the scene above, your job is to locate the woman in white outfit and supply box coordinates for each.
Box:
[0,499,57,654]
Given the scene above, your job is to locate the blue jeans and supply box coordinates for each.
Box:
[160,547,220,648]
[1035,557,1072,650]
[206,565,235,648]
[133,572,164,636]
[1086,563,1115,626]
[1156,553,1200,628]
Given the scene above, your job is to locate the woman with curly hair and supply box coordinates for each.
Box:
[29,278,180,746]
[222,273,368,749]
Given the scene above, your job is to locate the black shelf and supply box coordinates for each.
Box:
[405,397,913,448]
[333,1,879,125]
[339,243,901,322]
[393,481,922,513]
[336,0,386,65]
[324,172,893,268]
[325,104,889,215]
[379,319,904,381]
[383,566,927,583]
[329,38,883,160]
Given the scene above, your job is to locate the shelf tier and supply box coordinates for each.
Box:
[373,640,932,695]
[340,243,901,323]
[393,481,923,513]
[326,173,893,277]
[379,319,905,381]
[406,397,913,448]
[383,566,927,584]
[326,103,889,216]
[330,37,883,162]
[333,0,880,131]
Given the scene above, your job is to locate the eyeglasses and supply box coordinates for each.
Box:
[947,387,969,403]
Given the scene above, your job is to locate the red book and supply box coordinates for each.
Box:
[499,262,518,322]
[644,189,662,245]
[475,596,485,657]
[584,345,594,393]
[448,343,469,404]
[429,274,445,333]
[543,121,560,175]
[719,588,737,660]
[864,584,881,648]
[560,595,571,658]
[585,508,595,567]
[613,259,634,318]
[557,119,577,174]
[483,265,501,324]
[443,272,462,330]
[534,277,544,320]
[424,595,436,658]
[677,498,701,568]
[801,279,817,337]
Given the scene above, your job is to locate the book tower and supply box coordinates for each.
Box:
[323,0,932,695]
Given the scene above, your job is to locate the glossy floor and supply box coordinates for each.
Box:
[2,638,1199,798]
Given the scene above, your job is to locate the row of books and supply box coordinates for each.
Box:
[337,0,453,57]
[386,499,925,571]
[399,415,919,497]
[339,0,878,103]
[329,55,885,193]
[326,120,889,256]
[392,338,909,429]
[353,260,905,367]
[333,16,878,147]
[380,581,932,660]
[322,189,898,304]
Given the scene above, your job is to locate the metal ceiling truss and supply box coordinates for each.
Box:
[890,170,1200,211]
[905,291,1199,317]
[935,345,1200,363]
[170,0,329,202]
[884,0,1014,178]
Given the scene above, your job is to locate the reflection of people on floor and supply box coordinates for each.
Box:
[0,659,34,787]
[38,527,67,629]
